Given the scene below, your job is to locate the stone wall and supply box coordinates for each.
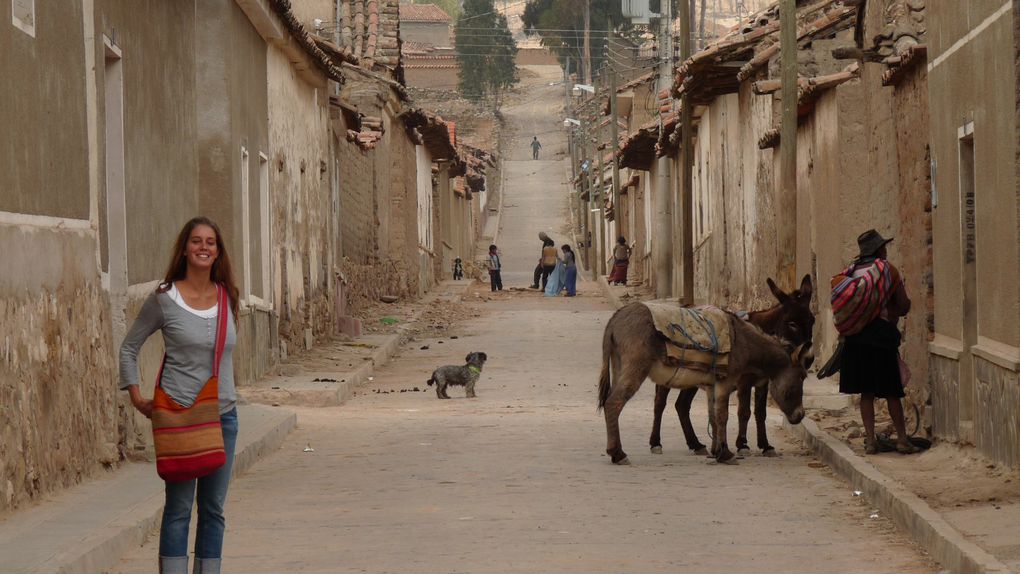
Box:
[0,232,118,517]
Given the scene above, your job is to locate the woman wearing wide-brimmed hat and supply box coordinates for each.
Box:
[838,229,919,455]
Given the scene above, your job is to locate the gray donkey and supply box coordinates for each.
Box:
[598,303,812,465]
[427,352,488,399]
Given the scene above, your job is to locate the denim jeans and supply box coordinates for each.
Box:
[564,266,577,296]
[159,408,238,561]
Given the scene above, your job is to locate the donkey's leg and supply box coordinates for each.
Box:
[736,385,753,455]
[713,384,737,464]
[604,366,645,465]
[650,386,669,453]
[754,384,777,455]
[676,388,708,454]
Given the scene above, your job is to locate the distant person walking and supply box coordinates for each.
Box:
[487,244,503,292]
[836,229,919,455]
[531,232,558,290]
[119,216,240,574]
[531,136,542,160]
[562,244,577,296]
[607,236,631,285]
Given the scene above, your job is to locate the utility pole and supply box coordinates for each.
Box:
[679,0,695,305]
[654,0,674,299]
[609,25,621,235]
[583,0,592,85]
[779,0,798,289]
[594,74,606,278]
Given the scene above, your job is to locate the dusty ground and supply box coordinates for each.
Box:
[809,401,1020,512]
[113,67,939,573]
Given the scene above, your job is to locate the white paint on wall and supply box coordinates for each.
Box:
[12,0,35,37]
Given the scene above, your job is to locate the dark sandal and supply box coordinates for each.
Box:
[896,442,921,454]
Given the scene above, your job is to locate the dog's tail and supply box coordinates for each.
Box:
[597,319,613,412]
[426,372,435,386]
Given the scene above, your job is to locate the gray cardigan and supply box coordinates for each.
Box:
[119,289,237,414]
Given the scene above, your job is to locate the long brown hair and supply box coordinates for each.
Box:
[158,216,240,322]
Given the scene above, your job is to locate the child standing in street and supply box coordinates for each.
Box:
[487,245,503,292]
[562,244,577,296]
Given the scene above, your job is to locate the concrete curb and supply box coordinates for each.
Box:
[242,281,476,408]
[785,418,1011,574]
[6,405,297,574]
[600,273,1004,573]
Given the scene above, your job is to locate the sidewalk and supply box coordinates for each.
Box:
[0,280,476,574]
[0,405,296,574]
[598,276,1020,574]
[240,280,475,407]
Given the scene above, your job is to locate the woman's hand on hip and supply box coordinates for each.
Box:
[127,385,154,418]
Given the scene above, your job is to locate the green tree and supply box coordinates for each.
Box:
[522,0,627,80]
[454,0,518,107]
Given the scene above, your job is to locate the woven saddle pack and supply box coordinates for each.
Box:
[643,301,732,377]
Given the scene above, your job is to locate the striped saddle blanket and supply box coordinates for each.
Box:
[643,301,732,377]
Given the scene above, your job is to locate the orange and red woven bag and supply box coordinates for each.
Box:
[151,284,228,482]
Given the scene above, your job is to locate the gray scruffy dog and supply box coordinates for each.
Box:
[426,352,488,399]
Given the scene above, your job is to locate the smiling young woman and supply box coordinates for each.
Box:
[118,216,241,574]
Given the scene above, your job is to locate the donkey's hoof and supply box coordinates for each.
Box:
[719,457,739,465]
[737,447,751,456]
[613,457,631,465]
[694,447,709,456]
[650,446,663,454]
[762,448,780,458]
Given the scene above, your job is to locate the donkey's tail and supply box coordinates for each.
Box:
[597,322,613,411]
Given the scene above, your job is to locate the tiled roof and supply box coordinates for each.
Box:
[346,115,386,151]
[400,3,451,23]
[268,0,355,83]
[337,0,402,74]
[672,0,857,103]
[868,0,927,86]
[401,107,462,170]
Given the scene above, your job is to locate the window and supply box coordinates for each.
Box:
[258,153,271,302]
[12,0,35,37]
[240,147,252,302]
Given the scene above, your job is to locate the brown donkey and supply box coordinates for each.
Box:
[649,275,815,457]
[598,304,813,465]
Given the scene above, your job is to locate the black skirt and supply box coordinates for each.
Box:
[838,319,905,399]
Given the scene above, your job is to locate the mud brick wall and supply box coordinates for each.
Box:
[340,257,416,312]
[339,140,377,265]
[390,128,423,294]
[0,284,118,517]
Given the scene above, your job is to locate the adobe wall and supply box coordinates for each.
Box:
[268,46,337,352]
[0,227,117,518]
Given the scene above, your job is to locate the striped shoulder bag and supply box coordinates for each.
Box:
[151,284,228,482]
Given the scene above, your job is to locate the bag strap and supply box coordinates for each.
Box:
[155,284,229,387]
[212,283,228,378]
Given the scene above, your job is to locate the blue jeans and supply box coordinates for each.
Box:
[564,266,578,296]
[159,408,238,560]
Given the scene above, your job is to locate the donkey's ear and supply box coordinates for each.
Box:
[767,277,791,304]
[798,274,813,300]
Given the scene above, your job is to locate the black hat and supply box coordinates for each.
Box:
[857,229,893,258]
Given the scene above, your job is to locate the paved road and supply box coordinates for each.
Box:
[114,67,935,574]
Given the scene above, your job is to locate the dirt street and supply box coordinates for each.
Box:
[113,67,936,574]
